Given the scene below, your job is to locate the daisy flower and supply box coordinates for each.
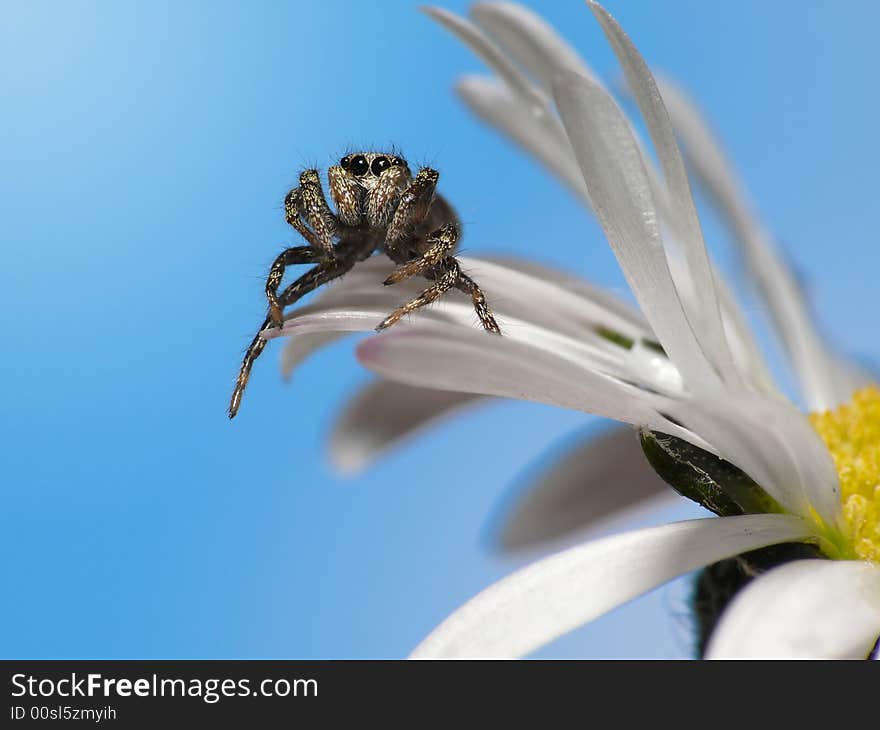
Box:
[264,0,880,657]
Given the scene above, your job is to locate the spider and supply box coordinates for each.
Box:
[228,151,501,419]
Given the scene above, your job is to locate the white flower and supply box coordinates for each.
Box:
[281,1,871,555]
[268,1,880,656]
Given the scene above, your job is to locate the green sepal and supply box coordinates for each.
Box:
[639,429,785,517]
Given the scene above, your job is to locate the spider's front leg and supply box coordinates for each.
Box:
[265,246,326,328]
[229,252,360,420]
[386,168,440,248]
[284,169,338,259]
[378,223,501,334]
[270,170,342,324]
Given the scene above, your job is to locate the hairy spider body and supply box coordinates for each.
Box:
[228,151,500,419]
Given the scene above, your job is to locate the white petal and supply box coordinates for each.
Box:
[438,3,731,386]
[269,256,687,395]
[423,5,586,209]
[669,392,841,526]
[356,326,702,446]
[478,254,649,332]
[271,296,693,444]
[329,380,484,475]
[706,559,880,659]
[422,6,550,117]
[263,304,451,340]
[411,513,815,658]
[655,75,848,410]
[439,1,758,397]
[457,6,662,229]
[470,1,599,88]
[552,70,718,389]
[458,257,649,344]
[456,75,591,205]
[588,1,739,387]
[713,272,779,395]
[308,253,651,343]
[494,425,674,551]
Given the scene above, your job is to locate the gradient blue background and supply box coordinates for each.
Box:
[2,1,878,658]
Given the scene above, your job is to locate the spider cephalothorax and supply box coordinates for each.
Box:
[228,151,500,418]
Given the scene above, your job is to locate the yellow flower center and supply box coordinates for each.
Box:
[809,386,880,563]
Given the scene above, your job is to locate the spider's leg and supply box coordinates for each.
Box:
[383,223,457,285]
[455,270,501,334]
[275,251,357,308]
[382,208,501,333]
[386,168,439,251]
[286,170,337,258]
[376,259,461,331]
[283,189,321,249]
[377,254,502,333]
[228,320,272,420]
[228,253,358,420]
[265,246,326,328]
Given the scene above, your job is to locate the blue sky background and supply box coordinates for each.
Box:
[2,1,879,658]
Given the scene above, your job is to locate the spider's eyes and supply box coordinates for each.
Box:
[340,155,351,170]
[349,155,369,176]
[391,157,405,167]
[371,156,391,175]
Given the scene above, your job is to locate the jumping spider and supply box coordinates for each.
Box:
[228,151,501,419]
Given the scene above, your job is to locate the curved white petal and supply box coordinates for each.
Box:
[268,257,687,395]
[588,1,739,388]
[455,6,664,240]
[436,2,769,396]
[276,302,640,393]
[458,257,650,344]
[422,5,551,117]
[706,559,880,659]
[470,2,599,87]
[411,513,815,658]
[356,326,703,447]
[494,425,674,551]
[271,298,698,452]
[310,254,651,346]
[456,75,591,205]
[329,380,485,475]
[465,0,669,212]
[669,392,842,526]
[422,6,587,208]
[478,254,649,332]
[713,272,778,395]
[654,75,847,410]
[447,5,771,397]
[552,69,718,390]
